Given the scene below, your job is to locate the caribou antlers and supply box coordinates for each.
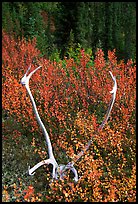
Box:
[21,65,117,182]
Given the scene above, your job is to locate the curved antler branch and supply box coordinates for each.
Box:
[21,65,57,160]
[71,71,117,165]
[56,162,79,182]
[21,65,58,177]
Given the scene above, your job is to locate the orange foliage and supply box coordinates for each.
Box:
[2,30,136,202]
[23,185,34,201]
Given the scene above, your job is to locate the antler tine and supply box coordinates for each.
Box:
[70,166,79,182]
[21,65,42,86]
[58,162,79,182]
[109,71,117,96]
[27,65,42,80]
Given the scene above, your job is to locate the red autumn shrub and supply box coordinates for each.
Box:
[2,30,136,202]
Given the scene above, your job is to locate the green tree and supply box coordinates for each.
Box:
[122,2,136,61]
[76,2,136,60]
[2,2,136,60]
[2,2,43,39]
[54,2,79,58]
[2,2,58,58]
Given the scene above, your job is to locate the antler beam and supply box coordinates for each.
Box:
[64,71,117,167]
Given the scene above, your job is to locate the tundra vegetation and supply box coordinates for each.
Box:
[2,31,136,202]
[2,2,136,202]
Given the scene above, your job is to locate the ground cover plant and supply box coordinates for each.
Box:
[2,30,136,202]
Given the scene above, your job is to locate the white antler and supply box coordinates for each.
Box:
[21,65,78,181]
[70,71,117,164]
[21,65,56,160]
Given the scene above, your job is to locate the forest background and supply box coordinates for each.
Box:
[2,2,136,61]
[2,2,136,202]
